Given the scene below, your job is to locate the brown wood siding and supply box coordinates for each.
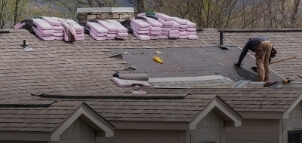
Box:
[59,118,96,143]
[225,119,279,143]
[283,102,302,143]
[188,111,224,143]
[97,130,186,143]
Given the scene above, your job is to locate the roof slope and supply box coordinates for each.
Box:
[37,89,242,129]
[0,100,80,132]
[190,88,302,112]
[222,30,302,81]
[1,28,302,134]
[34,88,302,123]
[0,29,218,101]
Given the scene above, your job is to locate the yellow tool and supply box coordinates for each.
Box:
[153,56,163,64]
[283,77,299,83]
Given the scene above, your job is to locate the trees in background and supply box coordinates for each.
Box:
[54,0,120,18]
[0,0,30,29]
[148,0,302,29]
[1,0,302,29]
[0,0,64,29]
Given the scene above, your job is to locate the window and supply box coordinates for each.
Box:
[289,131,302,143]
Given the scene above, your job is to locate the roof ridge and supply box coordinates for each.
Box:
[36,93,188,99]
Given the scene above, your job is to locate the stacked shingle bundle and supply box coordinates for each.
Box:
[156,13,198,40]
[86,20,129,40]
[32,18,54,41]
[143,16,163,40]
[87,22,108,41]
[169,20,180,38]
[172,17,188,39]
[155,13,174,39]
[185,19,198,40]
[43,17,64,40]
[136,12,198,40]
[20,17,85,42]
[131,19,151,40]
[13,22,25,30]
[53,18,84,42]
[107,20,128,39]
[64,19,85,40]
[98,20,118,40]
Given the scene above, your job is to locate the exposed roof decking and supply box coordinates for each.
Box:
[222,30,302,81]
[113,47,282,81]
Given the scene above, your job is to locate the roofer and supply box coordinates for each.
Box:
[234,36,273,82]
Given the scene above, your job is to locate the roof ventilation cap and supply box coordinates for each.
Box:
[22,40,33,52]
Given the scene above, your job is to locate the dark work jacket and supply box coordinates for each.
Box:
[237,36,270,64]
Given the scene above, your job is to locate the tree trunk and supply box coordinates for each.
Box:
[242,0,246,28]
[267,0,272,28]
[281,0,286,27]
[14,0,19,26]
[290,0,300,28]
[137,0,145,13]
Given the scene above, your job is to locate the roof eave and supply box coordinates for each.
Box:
[189,96,242,130]
[0,131,51,141]
[110,121,190,130]
[50,102,114,141]
[283,94,302,119]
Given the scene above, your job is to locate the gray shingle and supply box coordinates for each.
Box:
[0,28,302,133]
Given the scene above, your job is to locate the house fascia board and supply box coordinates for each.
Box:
[111,121,189,130]
[0,131,50,141]
[189,97,242,130]
[239,111,283,119]
[50,103,114,141]
[283,94,302,119]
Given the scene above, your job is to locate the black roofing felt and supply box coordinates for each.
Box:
[113,46,283,81]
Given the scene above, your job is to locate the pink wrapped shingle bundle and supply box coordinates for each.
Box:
[155,13,173,21]
[43,17,64,40]
[172,17,188,32]
[143,16,163,27]
[55,18,84,41]
[137,13,146,17]
[131,19,150,40]
[106,20,128,39]
[43,17,61,26]
[171,17,198,40]
[32,18,54,40]
[184,20,197,40]
[143,17,162,40]
[168,21,180,38]
[65,19,85,40]
[13,22,25,30]
[32,27,54,41]
[61,22,77,42]
[87,22,107,40]
[153,13,174,39]
[98,20,118,40]
[179,31,188,39]
[53,26,64,40]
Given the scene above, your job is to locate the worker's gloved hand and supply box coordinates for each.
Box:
[234,63,241,68]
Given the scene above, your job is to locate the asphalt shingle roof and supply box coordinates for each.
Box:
[0,28,302,133]
[0,100,82,132]
[190,88,302,112]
